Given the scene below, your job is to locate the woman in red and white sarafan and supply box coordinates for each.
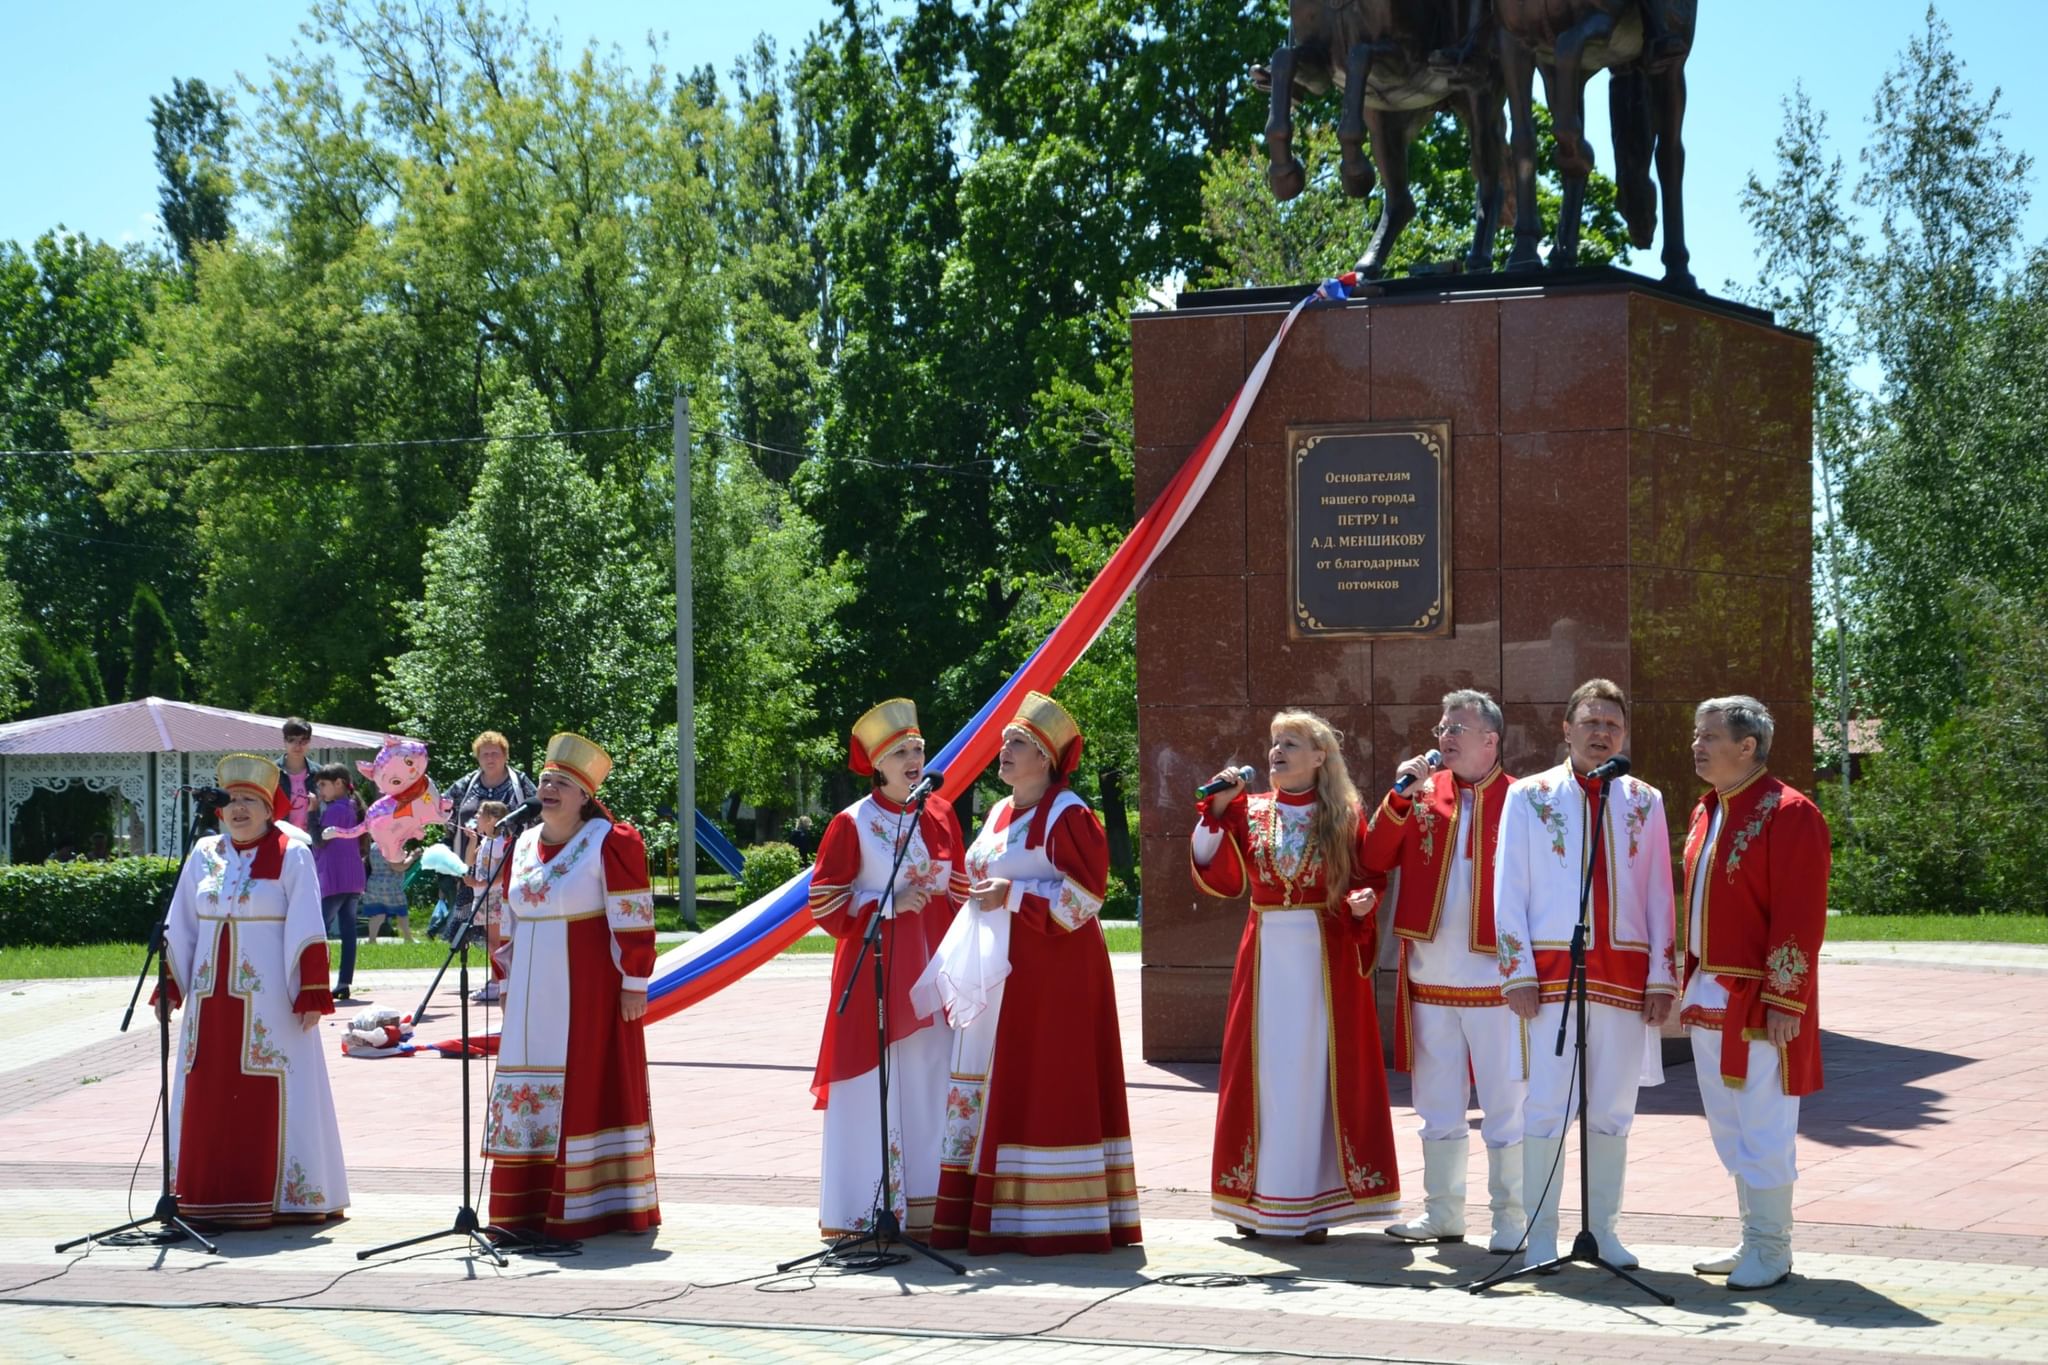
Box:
[808,698,968,1240]
[158,753,349,1228]
[915,689,1140,1255]
[1192,709,1401,1241]
[485,731,659,1240]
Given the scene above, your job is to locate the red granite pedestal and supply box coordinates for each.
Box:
[1131,273,1815,1062]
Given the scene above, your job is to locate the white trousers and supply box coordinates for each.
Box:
[819,1023,953,1236]
[1525,1000,1661,1140]
[1409,1001,1528,1146]
[1689,1028,1800,1188]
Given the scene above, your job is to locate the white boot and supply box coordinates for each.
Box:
[1585,1132,1639,1270]
[1693,1177,1750,1275]
[1485,1143,1527,1253]
[1727,1184,1794,1289]
[1520,1134,1565,1271]
[1387,1138,1468,1242]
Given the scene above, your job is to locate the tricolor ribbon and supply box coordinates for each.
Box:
[645,277,1358,1019]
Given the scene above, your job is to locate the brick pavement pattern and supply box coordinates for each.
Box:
[3,944,2047,1362]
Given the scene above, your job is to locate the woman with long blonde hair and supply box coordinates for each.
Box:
[1191,709,1402,1241]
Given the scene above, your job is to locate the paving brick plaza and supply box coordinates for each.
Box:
[3,941,2046,1362]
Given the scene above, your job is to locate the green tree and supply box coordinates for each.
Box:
[380,378,671,809]
[0,554,30,719]
[1736,87,1866,829]
[0,230,184,709]
[150,77,235,268]
[125,582,187,701]
[1844,7,2040,741]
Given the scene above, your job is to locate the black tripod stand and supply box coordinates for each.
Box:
[779,789,963,1276]
[1468,759,1672,1305]
[358,819,529,1265]
[58,795,224,1254]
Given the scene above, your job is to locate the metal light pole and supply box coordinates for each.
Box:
[674,390,696,923]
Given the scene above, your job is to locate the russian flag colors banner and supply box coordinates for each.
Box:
[644,278,1357,1022]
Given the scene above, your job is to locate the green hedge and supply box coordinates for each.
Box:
[0,857,182,947]
[1100,870,1139,920]
[737,842,805,909]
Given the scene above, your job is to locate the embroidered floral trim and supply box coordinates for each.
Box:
[514,824,597,907]
[1622,782,1654,861]
[1764,938,1810,998]
[1054,880,1102,929]
[1341,1135,1388,1196]
[1217,1136,1255,1195]
[1525,782,1569,862]
[199,841,257,909]
[608,894,655,926]
[485,1077,567,1156]
[849,1135,909,1230]
[246,1017,286,1070]
[1495,931,1526,981]
[942,1081,985,1162]
[282,1159,325,1207]
[235,956,262,995]
[1253,795,1322,906]
[1414,791,1440,862]
[1724,791,1782,881]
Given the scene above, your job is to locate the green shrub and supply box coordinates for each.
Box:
[0,857,182,947]
[737,841,805,908]
[1099,870,1139,920]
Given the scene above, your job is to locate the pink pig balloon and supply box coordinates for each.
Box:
[324,736,451,862]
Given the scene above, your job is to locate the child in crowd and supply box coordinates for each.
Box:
[313,763,369,1003]
[466,800,512,1003]
[362,845,417,944]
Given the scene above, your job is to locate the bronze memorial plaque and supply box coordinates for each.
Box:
[1287,420,1450,639]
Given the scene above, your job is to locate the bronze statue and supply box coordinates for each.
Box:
[1497,0,1697,289]
[1255,0,1509,278]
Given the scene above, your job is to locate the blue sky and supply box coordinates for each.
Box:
[3,1,2043,300]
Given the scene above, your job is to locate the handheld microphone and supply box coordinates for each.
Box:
[1195,765,1256,799]
[1588,755,1631,782]
[1391,749,1443,795]
[907,770,946,804]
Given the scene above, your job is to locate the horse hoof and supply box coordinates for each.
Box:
[1505,253,1543,274]
[1340,166,1376,199]
[1268,158,1306,201]
[1664,269,1700,293]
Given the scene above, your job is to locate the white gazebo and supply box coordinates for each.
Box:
[0,698,405,862]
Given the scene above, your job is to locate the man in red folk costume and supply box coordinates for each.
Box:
[485,731,660,1240]
[158,753,349,1228]
[1495,678,1677,1272]
[1680,696,1830,1290]
[1193,709,1400,1241]
[1362,689,1528,1252]
[915,690,1140,1254]
[808,699,968,1241]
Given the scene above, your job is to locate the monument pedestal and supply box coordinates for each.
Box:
[1131,270,1815,1063]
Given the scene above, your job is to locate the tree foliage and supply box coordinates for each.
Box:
[151,77,236,267]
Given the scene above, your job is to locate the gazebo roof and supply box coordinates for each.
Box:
[0,698,405,756]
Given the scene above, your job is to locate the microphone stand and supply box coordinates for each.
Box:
[359,820,527,1266]
[779,784,964,1276]
[1466,766,1673,1305]
[58,796,221,1254]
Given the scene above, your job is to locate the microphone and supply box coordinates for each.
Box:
[177,785,232,808]
[907,770,945,804]
[495,794,543,835]
[1588,755,1631,782]
[1391,749,1443,795]
[1195,765,1256,799]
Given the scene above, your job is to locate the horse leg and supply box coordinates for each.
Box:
[1265,42,1306,201]
[1337,41,1378,199]
[1502,32,1543,272]
[1356,107,1419,277]
[1655,66,1696,289]
[1458,82,1508,272]
[1549,9,1615,177]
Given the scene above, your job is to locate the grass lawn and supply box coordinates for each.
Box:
[0,920,1149,981]
[1825,913,2048,943]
